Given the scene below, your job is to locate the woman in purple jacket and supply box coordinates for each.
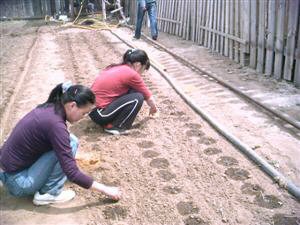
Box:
[0,82,121,205]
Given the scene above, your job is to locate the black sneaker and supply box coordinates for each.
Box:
[152,36,157,40]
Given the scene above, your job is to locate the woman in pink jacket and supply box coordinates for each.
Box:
[89,49,158,135]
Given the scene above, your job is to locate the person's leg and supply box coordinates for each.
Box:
[39,133,78,195]
[112,92,144,129]
[91,92,144,130]
[134,3,145,39]
[2,134,78,197]
[89,107,113,126]
[147,2,158,39]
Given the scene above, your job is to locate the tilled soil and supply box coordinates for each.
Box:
[0,21,299,225]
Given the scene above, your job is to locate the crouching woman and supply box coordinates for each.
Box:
[0,83,121,205]
[89,49,158,135]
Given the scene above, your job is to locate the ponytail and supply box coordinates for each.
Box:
[38,82,95,113]
[106,49,150,70]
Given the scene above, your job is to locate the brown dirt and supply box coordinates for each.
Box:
[0,21,300,225]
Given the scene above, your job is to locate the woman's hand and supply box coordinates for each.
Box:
[102,186,121,201]
[146,96,158,116]
[149,105,158,116]
[91,181,122,201]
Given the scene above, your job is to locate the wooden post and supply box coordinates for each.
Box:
[256,0,266,73]
[234,0,240,63]
[200,0,207,45]
[274,0,286,80]
[207,0,214,48]
[69,0,74,20]
[211,0,218,51]
[176,0,182,36]
[265,0,276,75]
[224,0,230,56]
[216,0,221,53]
[283,0,299,81]
[241,0,250,66]
[220,0,225,55]
[295,22,300,87]
[191,0,197,42]
[249,0,257,68]
[228,0,234,60]
[180,0,185,37]
[102,0,106,21]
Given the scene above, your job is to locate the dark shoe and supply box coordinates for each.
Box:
[152,36,157,40]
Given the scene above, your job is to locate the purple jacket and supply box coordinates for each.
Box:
[0,105,93,189]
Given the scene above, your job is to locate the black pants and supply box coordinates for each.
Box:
[89,92,144,129]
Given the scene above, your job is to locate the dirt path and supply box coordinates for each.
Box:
[0,22,299,225]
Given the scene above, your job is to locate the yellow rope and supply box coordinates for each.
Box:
[73,0,86,24]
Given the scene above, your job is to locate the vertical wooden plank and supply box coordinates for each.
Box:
[195,0,200,44]
[283,0,299,81]
[169,0,174,34]
[185,0,191,40]
[212,0,218,51]
[265,0,276,75]
[164,0,169,33]
[229,0,234,60]
[180,0,185,37]
[234,0,240,63]
[159,0,163,32]
[168,0,173,34]
[176,0,183,36]
[207,0,214,48]
[200,0,207,46]
[204,0,210,47]
[274,0,286,79]
[216,0,221,53]
[185,0,189,40]
[224,0,230,56]
[256,0,266,73]
[249,0,257,68]
[172,0,178,35]
[220,0,225,55]
[182,0,187,39]
[294,21,300,87]
[162,0,166,33]
[156,0,162,30]
[191,0,197,42]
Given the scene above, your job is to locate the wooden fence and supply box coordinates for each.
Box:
[0,0,69,18]
[124,0,300,87]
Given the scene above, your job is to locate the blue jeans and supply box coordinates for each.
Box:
[0,134,78,197]
[134,1,158,39]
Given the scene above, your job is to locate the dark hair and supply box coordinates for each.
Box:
[107,49,150,70]
[38,83,95,113]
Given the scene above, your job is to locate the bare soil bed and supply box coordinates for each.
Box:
[0,21,299,225]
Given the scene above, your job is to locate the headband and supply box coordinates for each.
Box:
[62,81,73,93]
